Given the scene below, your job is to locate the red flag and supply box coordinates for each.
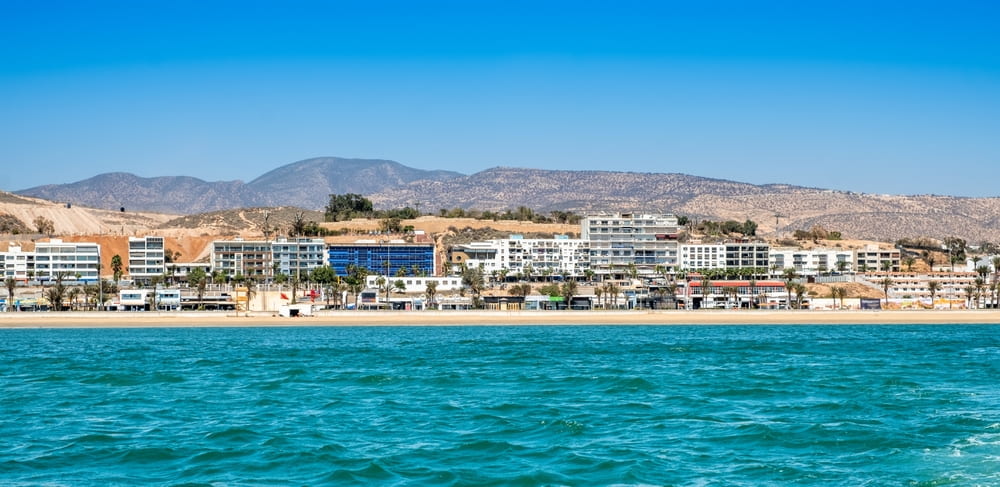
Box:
[280,293,289,300]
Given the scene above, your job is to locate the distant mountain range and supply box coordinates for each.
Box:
[17,157,463,214]
[15,156,1000,243]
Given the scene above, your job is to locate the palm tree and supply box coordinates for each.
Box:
[782,268,797,310]
[110,254,124,284]
[149,274,164,311]
[784,281,796,310]
[67,287,81,311]
[188,267,208,310]
[793,282,808,309]
[327,276,345,309]
[880,276,894,308]
[974,276,986,309]
[594,285,604,309]
[560,280,578,308]
[992,256,1000,309]
[926,280,941,309]
[903,257,916,272]
[4,277,15,312]
[830,286,848,309]
[963,285,976,308]
[389,278,404,294]
[461,266,485,308]
[603,282,621,309]
[424,281,438,309]
[45,273,68,311]
[83,284,97,311]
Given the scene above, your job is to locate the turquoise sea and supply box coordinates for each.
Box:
[1,324,999,486]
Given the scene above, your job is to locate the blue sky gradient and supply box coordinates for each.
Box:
[2,1,998,196]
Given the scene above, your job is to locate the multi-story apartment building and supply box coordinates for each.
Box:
[871,272,978,306]
[328,240,436,277]
[271,237,326,278]
[1,244,34,282]
[128,236,165,285]
[581,213,680,277]
[680,240,770,272]
[769,247,855,275]
[33,239,101,282]
[211,238,273,280]
[449,235,590,278]
[855,244,901,272]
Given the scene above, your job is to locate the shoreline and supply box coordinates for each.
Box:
[1,309,999,328]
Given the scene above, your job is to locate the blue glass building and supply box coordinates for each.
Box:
[328,242,436,277]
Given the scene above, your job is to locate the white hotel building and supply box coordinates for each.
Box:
[679,241,770,272]
[128,236,166,285]
[769,247,855,275]
[581,213,681,277]
[1,244,35,282]
[33,239,101,282]
[449,235,589,278]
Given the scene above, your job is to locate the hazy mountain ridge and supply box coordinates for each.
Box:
[19,172,255,214]
[13,157,1000,243]
[247,157,463,208]
[17,158,463,213]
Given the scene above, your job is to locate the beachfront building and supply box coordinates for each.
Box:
[863,272,978,308]
[127,236,165,285]
[164,262,212,283]
[769,247,855,276]
[33,239,101,282]
[1,244,35,282]
[364,275,465,293]
[855,244,901,272]
[211,238,273,280]
[448,234,590,279]
[679,240,770,273]
[271,237,326,279]
[328,240,436,278]
[682,278,790,309]
[581,212,681,278]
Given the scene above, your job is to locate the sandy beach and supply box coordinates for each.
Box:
[1,309,999,328]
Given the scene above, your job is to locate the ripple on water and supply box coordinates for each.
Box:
[1,325,999,485]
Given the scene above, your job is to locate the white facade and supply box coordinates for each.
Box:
[770,247,855,275]
[1,244,34,282]
[128,236,165,284]
[581,213,680,276]
[271,237,326,277]
[450,235,590,278]
[33,239,101,282]
[365,275,465,293]
[680,244,726,270]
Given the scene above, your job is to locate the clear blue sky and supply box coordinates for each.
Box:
[2,0,998,196]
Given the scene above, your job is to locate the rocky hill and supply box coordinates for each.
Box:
[13,157,1000,243]
[16,157,462,214]
[247,157,463,208]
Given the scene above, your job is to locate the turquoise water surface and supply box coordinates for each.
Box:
[2,325,999,486]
